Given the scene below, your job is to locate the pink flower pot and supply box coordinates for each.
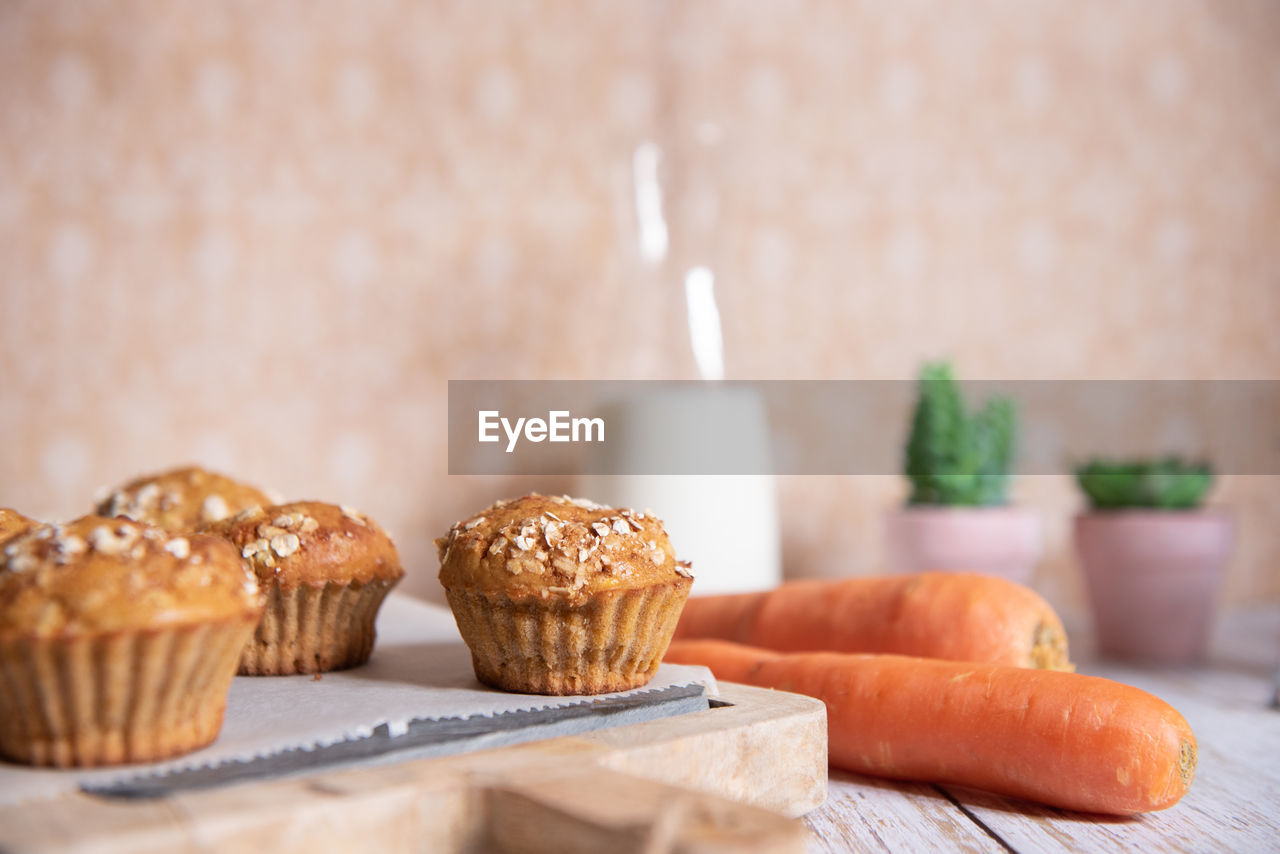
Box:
[1074,511,1233,665]
[885,507,1042,584]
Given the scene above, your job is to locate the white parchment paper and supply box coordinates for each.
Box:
[0,593,715,806]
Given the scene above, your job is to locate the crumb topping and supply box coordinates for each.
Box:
[101,481,177,522]
[201,501,403,589]
[0,508,37,544]
[95,467,272,533]
[238,511,319,572]
[201,494,230,523]
[0,515,262,636]
[436,494,692,598]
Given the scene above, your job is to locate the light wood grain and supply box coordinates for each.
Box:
[592,685,828,817]
[803,607,1280,853]
[0,682,826,854]
[485,770,807,854]
[805,772,1006,854]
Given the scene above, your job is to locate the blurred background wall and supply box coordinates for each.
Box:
[1,1,1277,607]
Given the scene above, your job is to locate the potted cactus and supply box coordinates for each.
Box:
[1074,458,1232,664]
[885,362,1041,582]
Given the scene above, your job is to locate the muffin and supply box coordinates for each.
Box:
[201,501,404,675]
[0,516,262,767]
[436,494,694,695]
[0,508,37,543]
[96,465,274,532]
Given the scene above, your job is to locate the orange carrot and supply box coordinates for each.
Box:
[667,639,1195,814]
[673,572,1071,670]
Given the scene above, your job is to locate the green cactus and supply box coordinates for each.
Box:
[1075,458,1214,510]
[905,362,1017,506]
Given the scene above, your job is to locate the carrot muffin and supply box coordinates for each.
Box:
[0,516,262,767]
[96,465,273,532]
[436,494,694,695]
[201,501,404,675]
[0,508,37,544]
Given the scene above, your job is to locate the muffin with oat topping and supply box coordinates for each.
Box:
[96,465,274,532]
[0,515,262,767]
[0,508,37,544]
[436,494,694,695]
[201,501,404,675]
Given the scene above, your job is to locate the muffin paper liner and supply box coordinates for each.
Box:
[239,580,396,675]
[0,618,256,767]
[444,581,692,695]
[0,595,716,807]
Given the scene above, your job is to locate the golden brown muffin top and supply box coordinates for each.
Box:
[200,501,404,591]
[96,465,274,532]
[0,515,262,639]
[436,494,693,603]
[0,508,37,544]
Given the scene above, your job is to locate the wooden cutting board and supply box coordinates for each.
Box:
[0,681,827,854]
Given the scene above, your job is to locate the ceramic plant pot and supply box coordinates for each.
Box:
[885,506,1042,584]
[1074,511,1233,665]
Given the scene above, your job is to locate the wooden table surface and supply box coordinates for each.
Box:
[801,608,1280,854]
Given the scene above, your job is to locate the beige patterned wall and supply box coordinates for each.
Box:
[1,1,1277,607]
